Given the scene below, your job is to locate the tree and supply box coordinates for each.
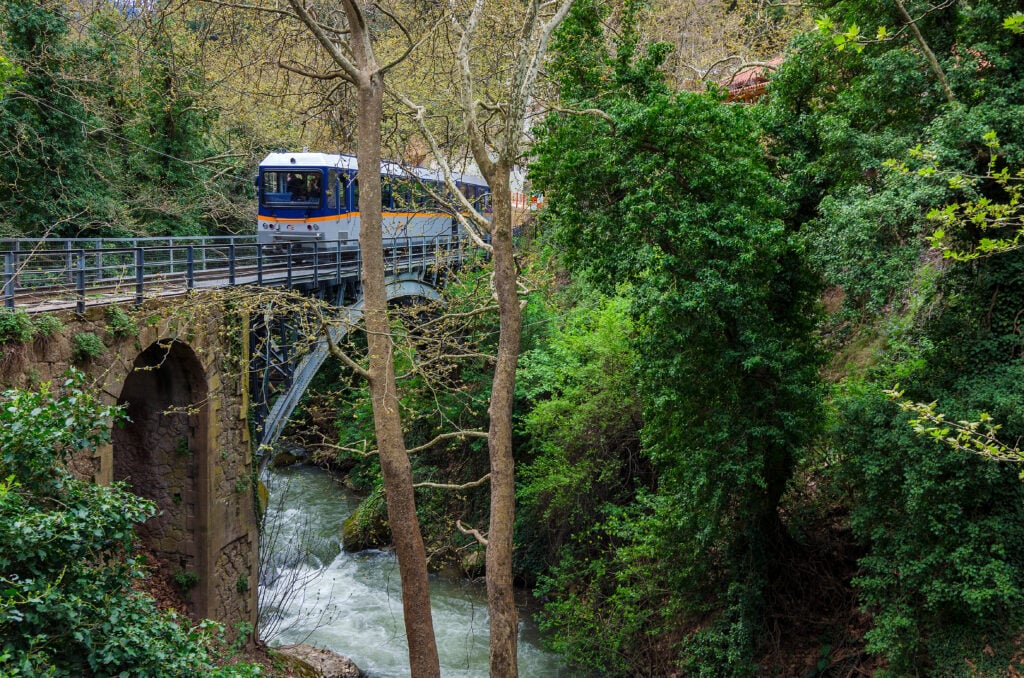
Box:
[530,0,823,670]
[0,0,111,236]
[386,0,575,669]
[762,0,1024,668]
[259,1,443,674]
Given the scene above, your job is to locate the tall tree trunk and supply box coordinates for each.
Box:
[482,163,522,677]
[893,0,955,104]
[347,4,440,674]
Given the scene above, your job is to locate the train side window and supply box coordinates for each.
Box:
[393,180,411,210]
[327,170,339,211]
[382,177,393,210]
[352,177,359,210]
[424,181,439,209]
[414,182,429,208]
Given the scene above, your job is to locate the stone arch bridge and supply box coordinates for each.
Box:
[0,235,464,630]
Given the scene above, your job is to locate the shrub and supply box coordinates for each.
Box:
[174,569,200,592]
[0,308,33,344]
[834,376,1024,671]
[105,305,139,338]
[31,312,63,338]
[0,374,264,677]
[72,332,105,363]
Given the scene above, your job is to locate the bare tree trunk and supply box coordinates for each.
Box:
[344,1,441,674]
[482,164,522,678]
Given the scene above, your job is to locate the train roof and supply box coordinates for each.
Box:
[259,152,488,187]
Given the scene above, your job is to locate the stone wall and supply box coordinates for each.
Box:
[0,296,258,631]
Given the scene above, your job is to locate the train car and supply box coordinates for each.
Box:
[256,151,490,250]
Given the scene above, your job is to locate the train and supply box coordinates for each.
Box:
[255,151,490,250]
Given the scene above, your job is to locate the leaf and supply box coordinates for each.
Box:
[1003,12,1024,34]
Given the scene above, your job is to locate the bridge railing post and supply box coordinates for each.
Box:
[336,240,342,283]
[3,251,14,308]
[76,250,86,314]
[135,247,144,305]
[229,243,236,286]
[312,241,319,287]
[94,239,103,281]
[64,240,73,286]
[286,243,293,289]
[186,246,195,291]
[257,244,264,285]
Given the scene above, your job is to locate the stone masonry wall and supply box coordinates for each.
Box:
[0,296,258,632]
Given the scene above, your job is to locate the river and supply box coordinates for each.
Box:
[259,464,574,677]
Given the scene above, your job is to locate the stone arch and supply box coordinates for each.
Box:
[113,339,210,617]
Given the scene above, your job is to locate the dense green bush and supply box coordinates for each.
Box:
[0,372,262,676]
[529,1,823,672]
[833,373,1024,672]
[30,313,62,338]
[72,331,105,363]
[515,291,647,581]
[105,305,139,338]
[760,0,1024,672]
[0,308,33,344]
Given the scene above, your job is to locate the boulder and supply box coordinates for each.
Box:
[341,491,391,552]
[274,643,364,678]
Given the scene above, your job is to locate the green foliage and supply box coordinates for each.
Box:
[529,0,823,671]
[30,313,62,338]
[1005,12,1024,33]
[0,307,32,344]
[515,289,647,580]
[0,374,262,676]
[174,570,200,593]
[0,1,251,237]
[0,371,118,493]
[832,377,1024,671]
[105,305,139,338]
[762,0,1024,671]
[535,495,682,676]
[886,388,1024,471]
[72,331,105,363]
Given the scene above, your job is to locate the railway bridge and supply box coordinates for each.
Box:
[0,234,466,631]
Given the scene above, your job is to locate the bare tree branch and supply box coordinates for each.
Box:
[286,0,363,83]
[414,472,491,490]
[278,60,351,82]
[546,103,615,125]
[456,519,488,546]
[893,0,955,103]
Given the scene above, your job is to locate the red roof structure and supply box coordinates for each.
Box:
[723,56,784,103]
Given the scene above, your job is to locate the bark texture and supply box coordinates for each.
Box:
[342,1,441,674]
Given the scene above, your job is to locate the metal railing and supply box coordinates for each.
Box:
[1,234,467,312]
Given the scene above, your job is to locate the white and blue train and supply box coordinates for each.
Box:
[256,151,490,249]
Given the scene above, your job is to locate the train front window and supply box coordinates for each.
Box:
[261,170,323,208]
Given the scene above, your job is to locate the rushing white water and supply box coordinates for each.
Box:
[260,465,574,677]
